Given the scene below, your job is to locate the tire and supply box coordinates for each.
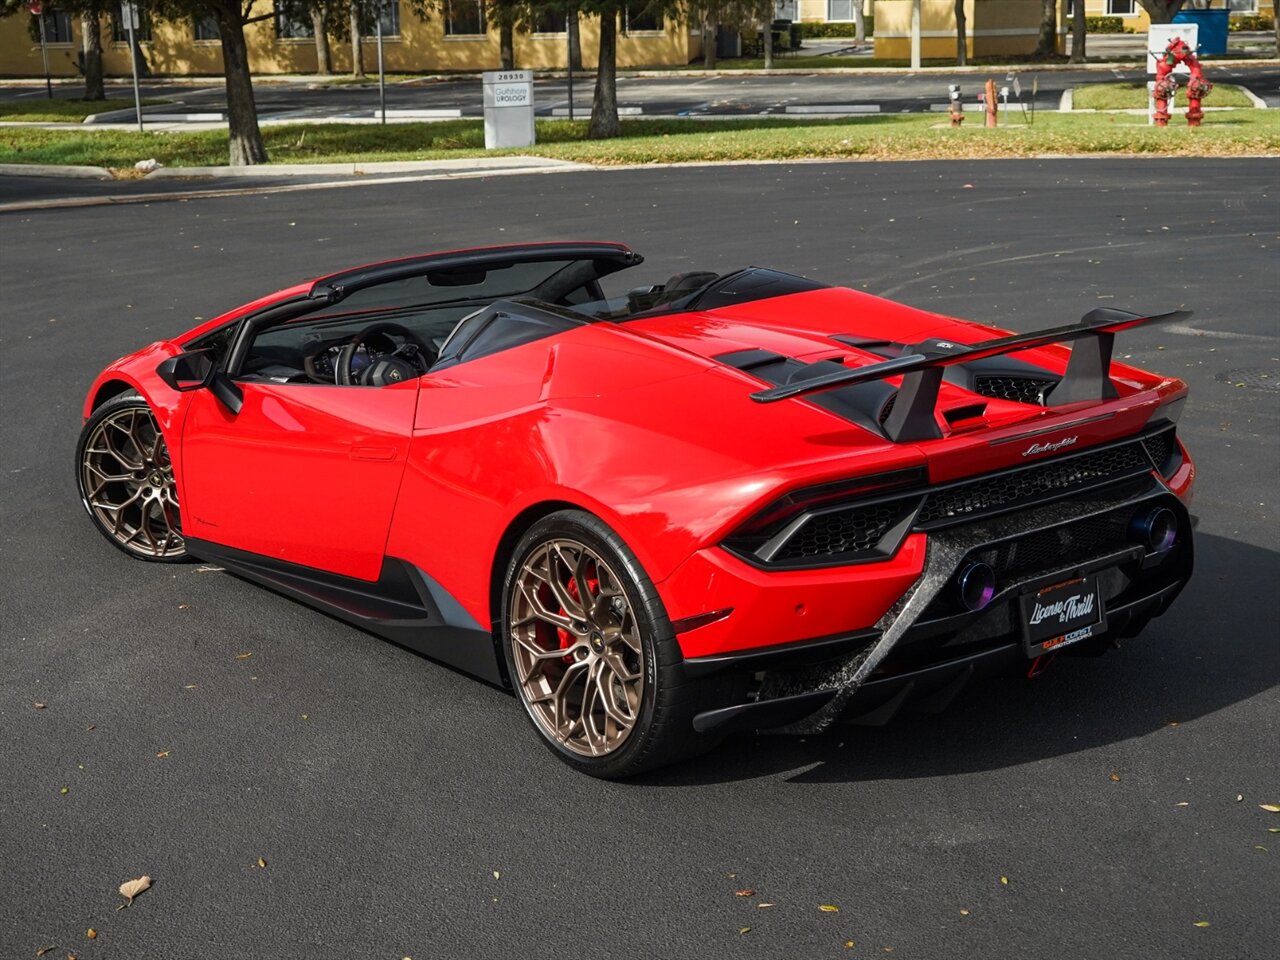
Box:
[75,393,188,563]
[500,510,735,779]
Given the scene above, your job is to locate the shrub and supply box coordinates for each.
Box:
[1229,15,1274,31]
[1086,16,1128,34]
[796,18,874,39]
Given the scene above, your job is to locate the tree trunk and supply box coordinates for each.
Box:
[216,9,268,166]
[1035,0,1055,56]
[311,4,332,75]
[80,12,104,100]
[763,12,773,69]
[854,1,865,44]
[568,13,582,71]
[955,0,966,65]
[350,2,365,78]
[1070,0,1086,63]
[703,9,717,69]
[500,20,514,70]
[1138,1,1188,25]
[588,12,620,139]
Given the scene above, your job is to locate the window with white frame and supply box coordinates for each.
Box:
[36,8,74,43]
[533,9,566,34]
[193,16,220,41]
[373,1,400,37]
[1107,0,1137,15]
[445,0,485,35]
[623,3,663,32]
[1227,0,1257,12]
[274,2,313,39]
[827,0,854,21]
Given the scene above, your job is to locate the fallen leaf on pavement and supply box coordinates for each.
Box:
[59,787,69,796]
[34,703,46,710]
[1268,828,1280,833]
[257,858,267,868]
[183,684,198,690]
[1193,921,1210,928]
[959,908,970,916]
[819,904,840,913]
[155,751,169,759]
[236,652,253,660]
[1175,802,1189,807]
[757,902,774,909]
[845,942,856,949]
[119,875,151,905]
[1109,773,1121,782]
[738,927,751,935]
[734,889,754,897]
[85,930,96,941]
[177,604,190,610]
[1000,876,1009,885]
[36,947,54,957]
[1259,804,1280,813]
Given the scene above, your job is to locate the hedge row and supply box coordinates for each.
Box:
[1229,15,1274,31]
[1085,16,1132,34]
[796,19,873,39]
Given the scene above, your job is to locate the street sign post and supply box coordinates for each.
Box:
[121,2,144,132]
[29,1,52,100]
[375,1,386,125]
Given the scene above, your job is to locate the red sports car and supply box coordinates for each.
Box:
[77,242,1195,777]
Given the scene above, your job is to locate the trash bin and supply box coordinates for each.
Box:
[1173,5,1230,56]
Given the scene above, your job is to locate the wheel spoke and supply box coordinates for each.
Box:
[509,535,648,760]
[81,404,185,559]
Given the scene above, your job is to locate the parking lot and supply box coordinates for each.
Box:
[2,158,1277,958]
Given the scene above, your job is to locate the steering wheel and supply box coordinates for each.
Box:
[336,322,436,386]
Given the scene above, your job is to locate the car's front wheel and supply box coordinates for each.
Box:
[76,394,186,562]
[501,509,733,779]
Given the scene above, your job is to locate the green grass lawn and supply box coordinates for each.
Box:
[0,97,168,123]
[1073,81,1256,110]
[2,112,1276,172]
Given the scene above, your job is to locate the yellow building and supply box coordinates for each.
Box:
[1075,0,1275,33]
[0,3,702,78]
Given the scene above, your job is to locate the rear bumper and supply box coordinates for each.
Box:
[682,476,1193,735]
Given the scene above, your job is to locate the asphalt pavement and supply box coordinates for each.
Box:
[2,158,1278,959]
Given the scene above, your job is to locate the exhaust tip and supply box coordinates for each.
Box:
[957,561,997,612]
[1130,506,1178,553]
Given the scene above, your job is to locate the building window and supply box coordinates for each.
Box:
[193,16,220,41]
[1227,0,1257,12]
[35,8,73,44]
[111,10,153,43]
[533,9,566,34]
[445,0,485,36]
[371,1,400,37]
[274,2,313,40]
[1106,0,1137,15]
[827,0,854,22]
[623,3,663,32]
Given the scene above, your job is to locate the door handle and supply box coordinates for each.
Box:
[350,445,398,462]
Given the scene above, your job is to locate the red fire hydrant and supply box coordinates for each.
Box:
[1153,36,1213,127]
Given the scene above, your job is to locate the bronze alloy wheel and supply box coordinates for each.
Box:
[78,398,185,561]
[508,537,646,758]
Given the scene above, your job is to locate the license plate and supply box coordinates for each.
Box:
[1020,575,1106,657]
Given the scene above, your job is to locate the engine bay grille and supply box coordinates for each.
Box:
[973,375,1055,404]
[916,438,1155,527]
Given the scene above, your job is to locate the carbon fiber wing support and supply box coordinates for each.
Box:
[749,308,1192,442]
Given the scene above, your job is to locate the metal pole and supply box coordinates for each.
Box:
[37,16,51,99]
[910,0,921,71]
[127,18,143,132]
[376,10,386,125]
[566,15,574,121]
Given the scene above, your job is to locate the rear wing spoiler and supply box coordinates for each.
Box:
[750,307,1191,442]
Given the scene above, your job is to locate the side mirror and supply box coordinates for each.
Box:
[156,348,215,392]
[156,348,243,414]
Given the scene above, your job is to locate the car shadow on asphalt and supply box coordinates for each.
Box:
[637,532,1280,787]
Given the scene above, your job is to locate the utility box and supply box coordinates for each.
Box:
[482,70,535,150]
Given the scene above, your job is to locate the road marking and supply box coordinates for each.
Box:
[1166,323,1277,342]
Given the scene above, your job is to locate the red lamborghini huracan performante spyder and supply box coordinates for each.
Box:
[78,242,1195,777]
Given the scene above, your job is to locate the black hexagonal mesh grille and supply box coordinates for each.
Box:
[771,502,906,562]
[1141,429,1176,476]
[917,441,1151,526]
[973,375,1055,404]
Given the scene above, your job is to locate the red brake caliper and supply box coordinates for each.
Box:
[556,566,600,663]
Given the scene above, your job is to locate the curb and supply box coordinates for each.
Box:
[143,156,591,179]
[0,162,113,179]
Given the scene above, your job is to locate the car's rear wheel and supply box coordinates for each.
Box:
[501,509,733,779]
[76,394,186,562]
